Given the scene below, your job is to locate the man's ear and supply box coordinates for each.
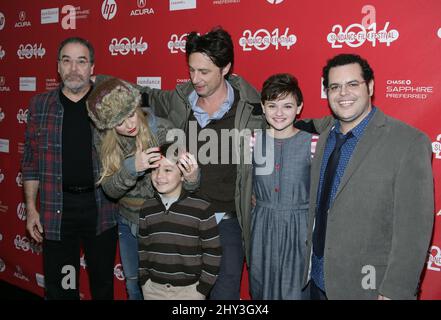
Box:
[221,62,232,77]
[368,79,374,97]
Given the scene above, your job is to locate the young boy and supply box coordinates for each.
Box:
[138,143,222,300]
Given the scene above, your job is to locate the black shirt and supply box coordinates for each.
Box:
[60,87,95,188]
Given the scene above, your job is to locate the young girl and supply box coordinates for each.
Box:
[249,73,316,300]
[87,77,199,300]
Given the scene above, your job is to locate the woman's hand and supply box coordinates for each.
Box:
[134,142,161,172]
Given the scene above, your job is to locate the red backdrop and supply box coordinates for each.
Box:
[0,0,440,300]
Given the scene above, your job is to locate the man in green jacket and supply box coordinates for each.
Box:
[133,27,265,299]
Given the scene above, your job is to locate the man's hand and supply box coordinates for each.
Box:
[26,207,43,243]
[251,194,257,208]
[178,152,199,183]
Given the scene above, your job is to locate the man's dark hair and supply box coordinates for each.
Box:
[261,73,303,106]
[322,53,374,89]
[57,37,95,64]
[185,27,234,78]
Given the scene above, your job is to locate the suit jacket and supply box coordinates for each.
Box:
[303,108,434,299]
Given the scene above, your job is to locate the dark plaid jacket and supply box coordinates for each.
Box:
[22,86,118,240]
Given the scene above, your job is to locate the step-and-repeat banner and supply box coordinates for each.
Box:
[0,0,440,299]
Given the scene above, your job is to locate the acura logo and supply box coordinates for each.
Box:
[19,11,26,22]
[137,0,146,8]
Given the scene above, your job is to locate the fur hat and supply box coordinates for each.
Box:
[87,77,141,130]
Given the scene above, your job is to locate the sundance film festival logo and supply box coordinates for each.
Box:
[16,202,26,221]
[15,11,31,28]
[17,108,28,124]
[0,12,5,30]
[0,108,4,122]
[168,33,188,54]
[428,245,441,271]
[239,27,296,51]
[327,5,399,48]
[267,0,284,3]
[35,273,45,288]
[0,169,4,184]
[41,6,78,29]
[433,134,441,160]
[0,138,9,153]
[213,0,240,4]
[169,0,196,11]
[102,0,117,20]
[114,263,125,280]
[16,172,23,187]
[14,235,42,254]
[130,0,154,16]
[17,43,46,59]
[137,77,161,89]
[19,77,37,92]
[0,45,5,59]
[109,37,148,56]
[385,79,433,100]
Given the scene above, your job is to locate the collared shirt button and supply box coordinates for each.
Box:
[56,210,61,214]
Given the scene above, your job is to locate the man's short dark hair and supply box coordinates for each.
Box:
[261,73,303,106]
[185,26,234,78]
[57,37,95,64]
[322,53,374,89]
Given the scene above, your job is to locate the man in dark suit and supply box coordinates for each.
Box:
[304,53,434,300]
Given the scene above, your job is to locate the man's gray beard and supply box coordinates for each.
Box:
[63,79,89,94]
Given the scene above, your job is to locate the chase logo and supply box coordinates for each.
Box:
[432,134,441,159]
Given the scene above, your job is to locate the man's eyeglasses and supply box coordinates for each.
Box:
[58,57,91,68]
[326,80,367,94]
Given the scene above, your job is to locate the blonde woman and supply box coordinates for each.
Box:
[87,77,199,299]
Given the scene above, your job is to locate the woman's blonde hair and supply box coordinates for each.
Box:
[97,107,157,184]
